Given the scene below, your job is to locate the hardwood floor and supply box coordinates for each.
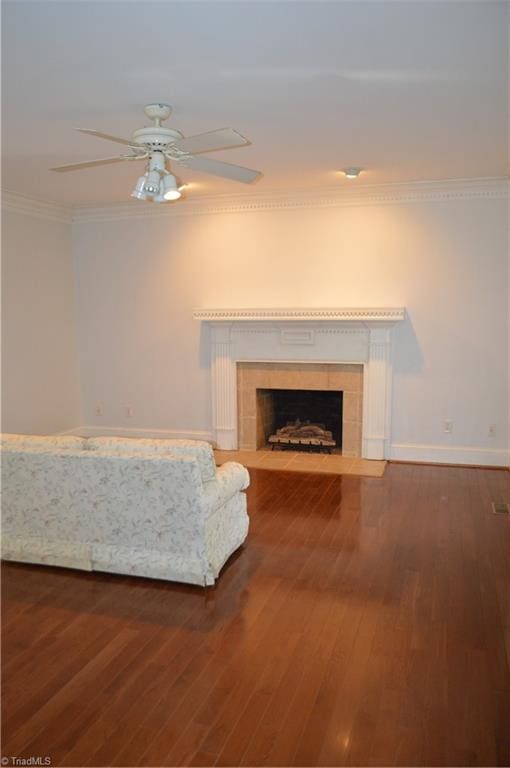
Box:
[2,463,510,767]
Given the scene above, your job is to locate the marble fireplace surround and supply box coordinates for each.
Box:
[193,308,405,460]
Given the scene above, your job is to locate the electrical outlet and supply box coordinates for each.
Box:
[94,404,102,417]
[488,424,497,437]
[443,418,453,434]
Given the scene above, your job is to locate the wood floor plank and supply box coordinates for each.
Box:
[2,464,509,766]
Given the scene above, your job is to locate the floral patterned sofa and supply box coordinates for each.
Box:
[1,434,250,586]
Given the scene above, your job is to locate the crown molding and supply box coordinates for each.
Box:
[193,307,405,323]
[3,177,508,225]
[71,177,509,223]
[2,190,72,223]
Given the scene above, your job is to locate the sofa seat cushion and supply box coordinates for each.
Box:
[85,436,216,482]
[1,433,85,451]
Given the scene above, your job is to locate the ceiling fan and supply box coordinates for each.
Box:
[50,103,262,202]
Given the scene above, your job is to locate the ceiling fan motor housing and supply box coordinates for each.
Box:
[131,126,183,150]
[131,103,182,149]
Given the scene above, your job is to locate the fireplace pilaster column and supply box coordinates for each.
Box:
[363,327,393,459]
[210,323,237,449]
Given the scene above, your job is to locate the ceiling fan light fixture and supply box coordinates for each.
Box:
[131,175,148,200]
[143,170,161,196]
[50,104,262,198]
[162,173,182,201]
[164,190,181,201]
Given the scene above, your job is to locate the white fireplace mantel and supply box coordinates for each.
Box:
[193,307,405,323]
[194,307,405,459]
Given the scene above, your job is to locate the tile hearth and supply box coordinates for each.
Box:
[214,449,387,478]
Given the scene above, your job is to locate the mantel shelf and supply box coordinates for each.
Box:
[193,307,405,323]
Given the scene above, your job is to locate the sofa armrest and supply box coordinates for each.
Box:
[201,461,250,515]
[216,461,250,491]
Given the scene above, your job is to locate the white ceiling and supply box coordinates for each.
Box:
[2,0,509,205]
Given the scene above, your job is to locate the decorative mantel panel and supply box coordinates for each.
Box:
[194,308,405,459]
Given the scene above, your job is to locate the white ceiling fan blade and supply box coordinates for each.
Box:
[180,155,261,184]
[74,128,136,147]
[171,128,250,155]
[50,156,133,172]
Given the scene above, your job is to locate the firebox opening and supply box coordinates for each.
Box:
[256,388,343,453]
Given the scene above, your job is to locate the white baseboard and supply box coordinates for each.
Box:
[389,442,510,468]
[58,425,214,442]
[362,436,386,460]
[56,429,509,467]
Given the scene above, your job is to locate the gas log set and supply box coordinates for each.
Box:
[268,419,336,452]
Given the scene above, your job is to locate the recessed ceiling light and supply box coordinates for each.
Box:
[343,167,362,179]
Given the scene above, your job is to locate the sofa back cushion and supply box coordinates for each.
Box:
[85,437,216,482]
[2,448,89,545]
[1,433,85,451]
[2,448,207,555]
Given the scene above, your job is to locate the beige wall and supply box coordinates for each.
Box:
[1,209,82,434]
[2,188,507,466]
[73,193,509,465]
